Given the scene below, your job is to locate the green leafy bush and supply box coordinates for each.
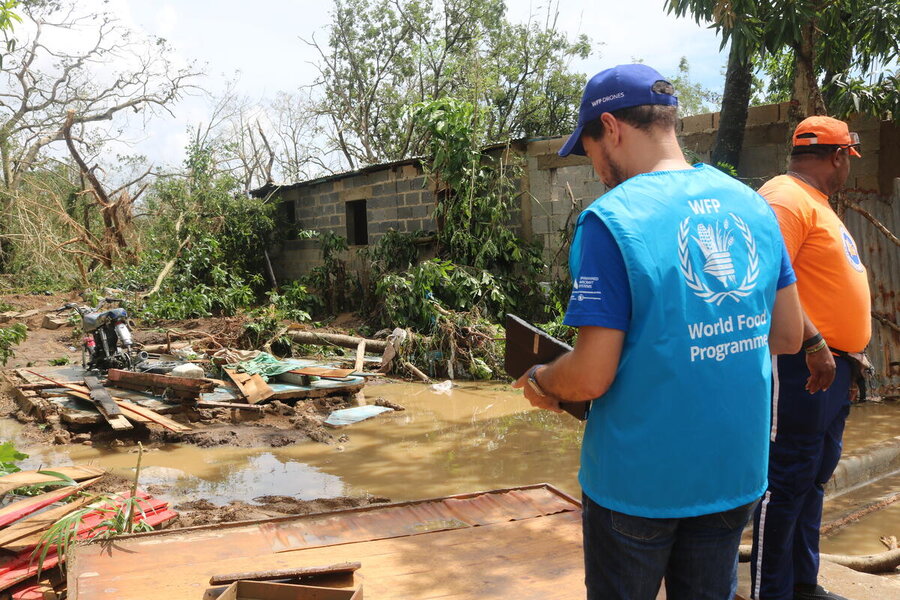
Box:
[0,323,26,365]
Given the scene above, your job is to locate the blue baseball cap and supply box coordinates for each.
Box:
[558,64,678,157]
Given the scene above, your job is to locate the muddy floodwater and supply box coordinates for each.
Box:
[4,382,585,505]
[3,383,899,530]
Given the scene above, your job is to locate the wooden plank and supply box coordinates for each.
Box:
[81,375,131,432]
[196,400,264,411]
[114,399,190,432]
[4,496,170,553]
[0,478,102,528]
[354,340,365,374]
[107,369,214,393]
[288,367,356,378]
[209,562,361,585]
[82,375,122,417]
[24,371,131,431]
[0,467,106,497]
[224,368,274,405]
[54,389,145,424]
[0,495,95,549]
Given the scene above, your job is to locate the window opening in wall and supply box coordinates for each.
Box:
[281,200,296,224]
[346,199,368,245]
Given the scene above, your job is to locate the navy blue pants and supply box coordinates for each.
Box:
[749,352,852,600]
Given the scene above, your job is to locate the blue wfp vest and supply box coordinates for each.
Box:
[576,164,784,518]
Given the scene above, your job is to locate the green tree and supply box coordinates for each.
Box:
[668,57,722,117]
[307,0,591,168]
[668,1,900,124]
[666,1,762,170]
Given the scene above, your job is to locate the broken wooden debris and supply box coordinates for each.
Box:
[216,581,362,600]
[402,361,430,383]
[354,340,366,374]
[82,375,132,431]
[0,466,105,498]
[0,490,177,594]
[21,373,188,433]
[196,400,264,411]
[40,315,68,330]
[208,561,362,586]
[115,399,191,432]
[107,368,215,400]
[224,368,274,404]
[0,495,96,549]
[288,367,356,378]
[26,371,132,431]
[0,478,102,528]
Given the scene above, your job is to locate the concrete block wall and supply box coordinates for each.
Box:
[270,161,439,276]
[524,138,606,274]
[271,103,899,283]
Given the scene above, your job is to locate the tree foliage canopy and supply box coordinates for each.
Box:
[666,0,900,118]
[308,0,592,168]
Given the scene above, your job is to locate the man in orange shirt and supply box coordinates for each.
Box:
[750,117,871,600]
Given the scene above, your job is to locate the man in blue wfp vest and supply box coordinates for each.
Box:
[513,64,804,599]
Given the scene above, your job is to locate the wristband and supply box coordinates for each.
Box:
[805,339,828,354]
[802,333,824,350]
[527,364,547,397]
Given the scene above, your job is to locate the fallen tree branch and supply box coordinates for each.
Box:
[142,213,190,298]
[402,361,430,383]
[872,310,900,335]
[288,330,389,353]
[845,201,900,247]
[262,326,289,354]
[738,545,900,573]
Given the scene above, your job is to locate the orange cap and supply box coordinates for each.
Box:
[793,116,861,157]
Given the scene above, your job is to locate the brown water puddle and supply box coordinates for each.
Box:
[821,471,900,556]
[3,382,584,506]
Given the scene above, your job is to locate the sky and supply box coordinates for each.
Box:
[38,0,727,173]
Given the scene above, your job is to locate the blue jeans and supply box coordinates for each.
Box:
[583,493,757,600]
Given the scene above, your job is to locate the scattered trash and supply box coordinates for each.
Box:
[430,380,454,394]
[324,405,393,427]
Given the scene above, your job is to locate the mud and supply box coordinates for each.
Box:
[170,495,390,528]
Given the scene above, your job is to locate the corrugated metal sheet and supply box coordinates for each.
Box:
[842,186,900,396]
[68,485,579,580]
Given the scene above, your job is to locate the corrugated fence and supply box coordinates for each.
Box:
[842,184,900,397]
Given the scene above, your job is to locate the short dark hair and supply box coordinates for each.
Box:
[581,80,678,141]
[790,145,842,159]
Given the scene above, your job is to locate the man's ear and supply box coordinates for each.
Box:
[832,148,847,168]
[599,113,619,145]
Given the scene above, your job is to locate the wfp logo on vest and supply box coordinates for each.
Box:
[678,209,759,305]
[840,226,864,272]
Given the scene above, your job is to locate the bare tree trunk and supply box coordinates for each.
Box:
[710,43,754,171]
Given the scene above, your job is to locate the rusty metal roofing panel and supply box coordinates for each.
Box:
[67,484,581,597]
[842,188,900,396]
[265,485,578,553]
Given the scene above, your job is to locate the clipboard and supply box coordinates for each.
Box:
[503,313,589,420]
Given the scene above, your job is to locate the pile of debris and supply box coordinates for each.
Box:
[1,346,385,448]
[0,465,176,599]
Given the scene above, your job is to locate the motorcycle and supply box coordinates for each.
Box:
[58,298,148,372]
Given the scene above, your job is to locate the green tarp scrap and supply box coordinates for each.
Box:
[224,352,316,381]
